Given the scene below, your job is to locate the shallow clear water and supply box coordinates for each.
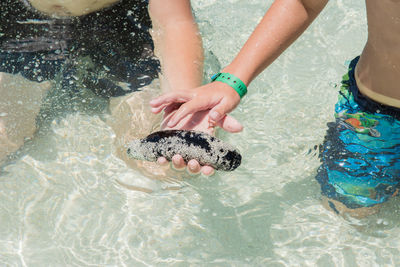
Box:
[2,0,400,266]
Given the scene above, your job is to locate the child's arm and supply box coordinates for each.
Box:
[150,0,329,127]
[149,0,204,92]
[148,0,207,174]
[149,0,243,175]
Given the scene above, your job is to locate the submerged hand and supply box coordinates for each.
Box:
[158,109,215,176]
[150,81,242,128]
[151,84,243,175]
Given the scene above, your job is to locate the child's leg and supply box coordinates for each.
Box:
[317,119,400,219]
[321,197,380,219]
[0,72,51,162]
[106,81,171,177]
[316,57,400,218]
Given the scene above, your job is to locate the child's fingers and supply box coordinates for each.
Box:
[163,103,182,115]
[149,91,194,107]
[151,102,182,114]
[187,159,201,174]
[217,115,243,133]
[171,154,186,170]
[151,105,167,114]
[166,100,207,127]
[200,165,215,176]
[157,157,168,165]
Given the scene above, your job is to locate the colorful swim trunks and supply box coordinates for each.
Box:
[316,56,400,209]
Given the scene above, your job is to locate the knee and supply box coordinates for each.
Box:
[0,118,19,162]
[321,197,380,218]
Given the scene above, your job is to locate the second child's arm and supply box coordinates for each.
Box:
[149,0,242,175]
[224,0,329,86]
[150,0,329,127]
[149,0,204,92]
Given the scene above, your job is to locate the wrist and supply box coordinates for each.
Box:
[211,72,247,98]
[221,63,255,86]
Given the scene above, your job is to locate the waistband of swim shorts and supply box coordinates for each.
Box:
[344,56,400,121]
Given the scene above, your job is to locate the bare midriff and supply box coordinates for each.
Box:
[355,0,400,108]
[27,0,119,17]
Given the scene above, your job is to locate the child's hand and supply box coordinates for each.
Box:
[157,108,216,176]
[150,81,241,129]
[150,82,243,175]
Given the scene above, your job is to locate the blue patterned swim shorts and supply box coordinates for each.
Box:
[316,57,400,209]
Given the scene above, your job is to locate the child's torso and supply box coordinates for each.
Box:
[26,0,120,17]
[356,0,400,107]
[0,0,159,97]
[0,0,152,55]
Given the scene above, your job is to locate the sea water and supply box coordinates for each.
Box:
[2,0,400,266]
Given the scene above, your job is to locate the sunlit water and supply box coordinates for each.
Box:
[2,0,400,266]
